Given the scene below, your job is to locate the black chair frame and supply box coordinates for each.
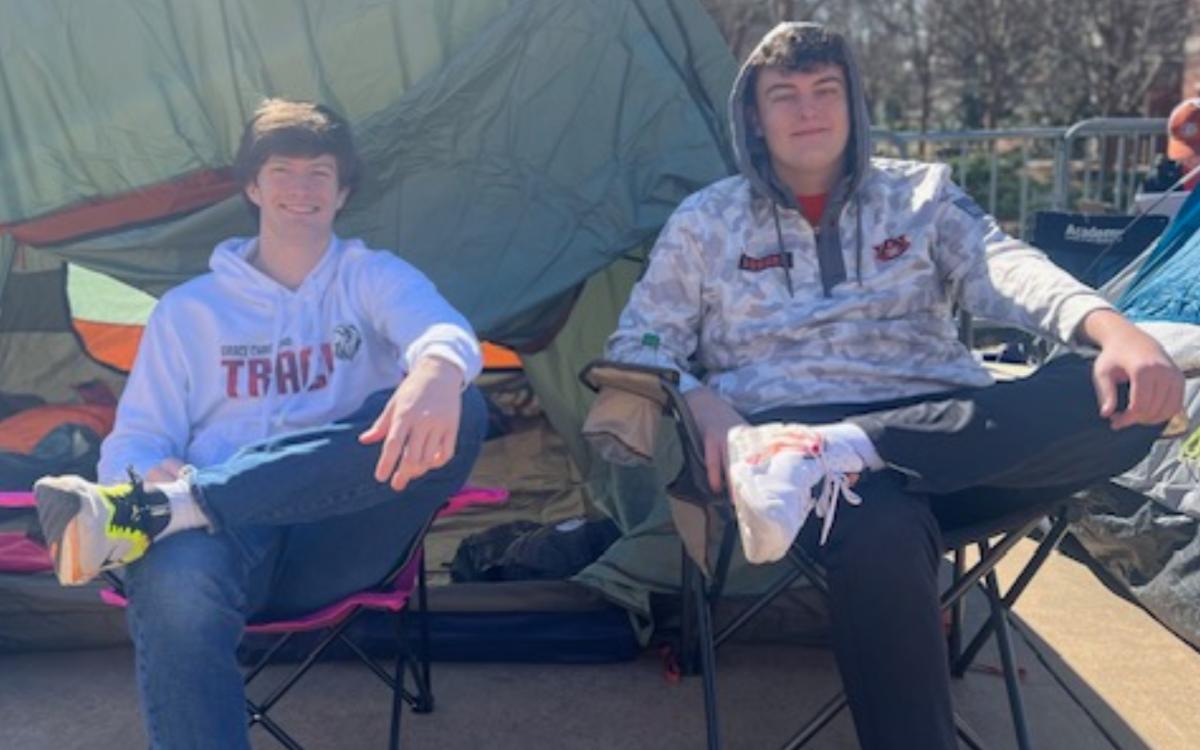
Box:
[581,359,1081,750]
[103,514,440,750]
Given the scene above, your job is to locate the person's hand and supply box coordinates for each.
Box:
[1083,310,1185,429]
[358,356,464,491]
[684,386,748,493]
[144,458,185,485]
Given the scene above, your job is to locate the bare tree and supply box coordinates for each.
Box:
[699,0,1190,129]
[931,0,1052,128]
[698,0,836,61]
[1046,0,1189,118]
[858,0,941,132]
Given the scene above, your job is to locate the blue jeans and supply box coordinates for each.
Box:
[122,386,487,750]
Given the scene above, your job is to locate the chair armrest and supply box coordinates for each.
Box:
[579,359,678,404]
[579,359,714,504]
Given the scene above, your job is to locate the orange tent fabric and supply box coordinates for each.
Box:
[0,404,116,454]
[72,320,144,372]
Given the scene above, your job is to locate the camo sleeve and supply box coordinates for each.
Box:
[605,203,707,391]
[931,173,1112,344]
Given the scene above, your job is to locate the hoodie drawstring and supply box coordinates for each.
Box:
[770,203,794,298]
[855,200,864,287]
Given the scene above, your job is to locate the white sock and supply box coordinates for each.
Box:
[150,472,210,541]
[814,422,884,471]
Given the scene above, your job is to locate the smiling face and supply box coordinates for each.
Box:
[244,154,349,239]
[752,63,850,194]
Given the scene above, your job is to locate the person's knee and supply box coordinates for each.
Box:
[1104,422,1162,474]
[125,532,246,646]
[822,478,941,581]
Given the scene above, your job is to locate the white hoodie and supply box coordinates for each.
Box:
[98,235,481,482]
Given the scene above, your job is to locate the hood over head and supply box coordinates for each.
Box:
[728,22,872,294]
[729,22,871,206]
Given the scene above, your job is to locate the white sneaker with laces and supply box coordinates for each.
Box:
[727,423,864,564]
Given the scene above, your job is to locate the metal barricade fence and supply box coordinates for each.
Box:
[1052,118,1168,213]
[871,118,1167,238]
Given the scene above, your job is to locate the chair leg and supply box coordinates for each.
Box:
[694,562,722,750]
[390,605,407,750]
[248,698,306,750]
[413,555,434,713]
[680,546,698,675]
[713,559,805,650]
[983,568,1033,750]
[949,547,966,676]
[258,620,358,714]
[780,692,847,750]
[389,657,404,750]
[244,632,298,687]
[952,515,1069,675]
[954,710,988,750]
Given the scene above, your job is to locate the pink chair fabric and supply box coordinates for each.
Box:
[98,485,509,633]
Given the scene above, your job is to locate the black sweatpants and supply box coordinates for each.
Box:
[750,354,1161,750]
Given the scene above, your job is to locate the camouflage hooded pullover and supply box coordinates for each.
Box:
[605,22,1113,415]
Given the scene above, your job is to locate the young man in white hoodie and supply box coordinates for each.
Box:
[606,23,1184,750]
[34,99,487,749]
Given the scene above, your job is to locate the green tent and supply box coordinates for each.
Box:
[1,0,805,634]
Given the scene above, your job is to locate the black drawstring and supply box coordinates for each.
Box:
[855,199,863,287]
[771,203,794,297]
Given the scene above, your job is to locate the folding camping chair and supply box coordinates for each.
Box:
[91,485,508,750]
[581,359,1089,750]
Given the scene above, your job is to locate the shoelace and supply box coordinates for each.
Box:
[117,466,157,527]
[812,451,863,546]
[741,431,864,546]
[120,465,179,525]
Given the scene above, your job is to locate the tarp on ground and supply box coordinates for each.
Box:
[0,0,740,637]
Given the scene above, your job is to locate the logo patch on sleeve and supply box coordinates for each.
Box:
[738,252,793,272]
[872,234,911,262]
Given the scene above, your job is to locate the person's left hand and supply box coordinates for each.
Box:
[1085,310,1184,429]
[358,356,464,491]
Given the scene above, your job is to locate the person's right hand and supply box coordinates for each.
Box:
[683,386,747,494]
[358,355,465,492]
[145,458,186,485]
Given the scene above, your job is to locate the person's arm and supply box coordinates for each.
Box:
[1077,309,1183,428]
[606,206,706,389]
[358,253,482,386]
[683,385,747,493]
[931,171,1113,344]
[355,253,482,490]
[604,204,746,492]
[97,302,191,483]
[932,170,1183,428]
